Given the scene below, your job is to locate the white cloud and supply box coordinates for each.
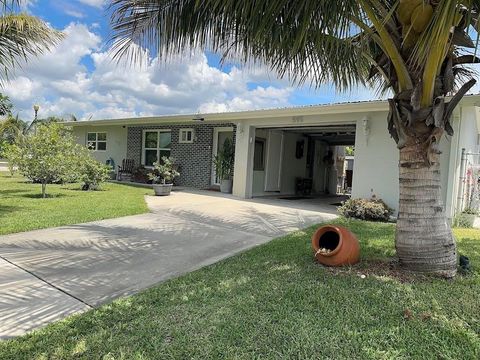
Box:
[3,22,297,121]
[63,8,86,19]
[22,23,101,80]
[18,0,35,10]
[4,76,40,102]
[2,21,386,122]
[77,0,105,8]
[198,86,292,113]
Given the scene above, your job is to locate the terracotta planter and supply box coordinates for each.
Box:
[311,225,360,266]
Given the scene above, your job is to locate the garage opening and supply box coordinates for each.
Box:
[251,124,356,200]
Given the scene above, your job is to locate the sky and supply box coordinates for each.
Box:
[4,1,387,121]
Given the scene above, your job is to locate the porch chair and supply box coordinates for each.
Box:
[117,159,135,181]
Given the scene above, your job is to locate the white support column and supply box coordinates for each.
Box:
[233,123,255,198]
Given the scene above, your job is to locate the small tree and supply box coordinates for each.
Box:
[0,94,27,156]
[5,123,79,197]
[0,115,28,146]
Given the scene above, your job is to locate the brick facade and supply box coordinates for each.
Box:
[127,123,236,189]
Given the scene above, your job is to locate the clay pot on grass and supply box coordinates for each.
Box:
[311,225,360,266]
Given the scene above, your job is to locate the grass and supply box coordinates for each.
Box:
[0,219,478,359]
[0,172,149,235]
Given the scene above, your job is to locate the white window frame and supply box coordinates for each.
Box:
[86,132,107,151]
[141,129,172,167]
[179,128,194,144]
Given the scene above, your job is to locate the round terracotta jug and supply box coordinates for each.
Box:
[311,225,360,266]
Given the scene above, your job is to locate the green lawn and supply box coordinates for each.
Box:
[1,219,478,359]
[0,172,149,235]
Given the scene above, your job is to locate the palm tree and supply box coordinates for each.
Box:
[0,1,63,83]
[0,93,25,149]
[0,113,27,142]
[0,92,12,115]
[109,0,480,277]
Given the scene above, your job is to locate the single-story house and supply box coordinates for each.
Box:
[65,94,480,220]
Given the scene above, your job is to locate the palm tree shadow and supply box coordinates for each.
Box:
[0,204,21,218]
[21,193,69,199]
[68,188,108,192]
[0,189,28,196]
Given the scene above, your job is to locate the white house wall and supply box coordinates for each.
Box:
[72,125,128,167]
[351,112,398,209]
[352,112,451,213]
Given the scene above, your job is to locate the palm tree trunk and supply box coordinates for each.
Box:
[395,142,457,277]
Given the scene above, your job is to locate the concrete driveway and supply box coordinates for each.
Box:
[0,190,337,339]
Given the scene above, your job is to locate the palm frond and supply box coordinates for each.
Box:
[109,0,367,91]
[0,13,64,83]
[108,0,480,105]
[0,1,19,11]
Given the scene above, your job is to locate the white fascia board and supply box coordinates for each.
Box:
[62,101,389,127]
[60,94,480,128]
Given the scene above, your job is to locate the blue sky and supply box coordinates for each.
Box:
[6,0,382,120]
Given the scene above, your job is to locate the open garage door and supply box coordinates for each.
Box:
[252,124,356,198]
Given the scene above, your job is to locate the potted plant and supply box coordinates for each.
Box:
[213,137,234,193]
[148,156,180,196]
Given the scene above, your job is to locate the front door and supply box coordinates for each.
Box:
[212,127,234,185]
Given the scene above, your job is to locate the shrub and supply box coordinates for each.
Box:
[462,207,479,215]
[338,198,394,222]
[148,157,180,184]
[79,155,111,191]
[453,212,476,228]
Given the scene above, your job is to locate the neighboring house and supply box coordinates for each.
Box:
[65,94,480,219]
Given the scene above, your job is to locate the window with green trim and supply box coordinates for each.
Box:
[143,130,171,166]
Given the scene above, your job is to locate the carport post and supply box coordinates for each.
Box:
[233,123,255,198]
